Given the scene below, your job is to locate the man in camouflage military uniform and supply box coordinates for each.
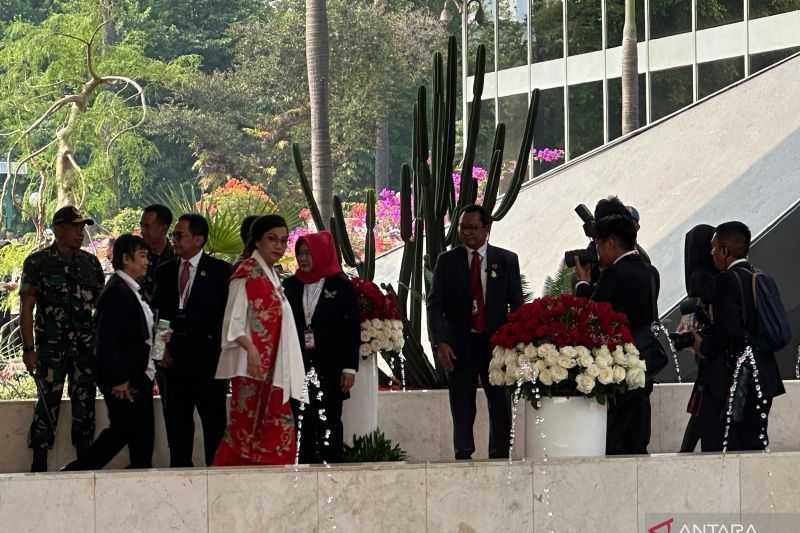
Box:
[20,206,105,472]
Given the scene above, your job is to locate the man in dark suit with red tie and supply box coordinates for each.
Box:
[428,205,524,460]
[152,214,232,467]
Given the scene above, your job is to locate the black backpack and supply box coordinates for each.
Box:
[733,267,792,353]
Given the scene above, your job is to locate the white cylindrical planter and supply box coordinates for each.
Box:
[525,396,607,460]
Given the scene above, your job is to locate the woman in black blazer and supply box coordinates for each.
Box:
[283,231,360,463]
[63,234,155,470]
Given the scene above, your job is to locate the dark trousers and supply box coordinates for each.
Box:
[29,350,96,452]
[162,375,228,467]
[700,390,773,452]
[606,383,652,455]
[292,374,345,464]
[447,333,511,460]
[80,377,155,469]
[680,415,702,453]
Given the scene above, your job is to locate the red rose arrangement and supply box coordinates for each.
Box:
[488,294,647,405]
[350,278,404,359]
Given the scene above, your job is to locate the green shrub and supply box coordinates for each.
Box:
[342,429,408,463]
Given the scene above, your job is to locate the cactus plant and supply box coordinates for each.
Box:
[293,34,540,389]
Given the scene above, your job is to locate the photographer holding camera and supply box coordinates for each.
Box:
[692,221,786,451]
[574,197,664,455]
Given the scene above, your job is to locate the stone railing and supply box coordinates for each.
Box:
[2,382,800,472]
[0,452,796,532]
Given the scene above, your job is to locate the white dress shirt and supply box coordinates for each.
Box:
[116,270,156,381]
[465,241,489,300]
[177,250,203,310]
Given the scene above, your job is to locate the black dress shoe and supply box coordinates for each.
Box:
[59,460,84,472]
[31,449,48,472]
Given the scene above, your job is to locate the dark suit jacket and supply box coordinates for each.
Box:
[576,253,660,333]
[283,274,360,383]
[427,245,524,361]
[699,262,785,400]
[152,253,232,379]
[95,274,151,389]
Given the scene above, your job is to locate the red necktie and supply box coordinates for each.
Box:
[470,251,486,333]
[179,260,191,301]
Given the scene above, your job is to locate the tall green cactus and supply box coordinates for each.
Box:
[293,34,540,388]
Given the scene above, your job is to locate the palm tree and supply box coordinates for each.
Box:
[621,0,639,135]
[306,0,334,224]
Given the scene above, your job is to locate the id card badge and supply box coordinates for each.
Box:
[304,328,316,350]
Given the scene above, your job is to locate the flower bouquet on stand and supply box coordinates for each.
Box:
[342,278,405,444]
[487,294,647,458]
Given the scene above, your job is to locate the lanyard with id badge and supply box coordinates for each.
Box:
[303,282,324,350]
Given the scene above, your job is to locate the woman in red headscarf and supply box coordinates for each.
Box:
[282,231,360,463]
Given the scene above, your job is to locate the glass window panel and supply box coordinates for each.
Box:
[532,86,566,174]
[698,56,744,98]
[497,93,531,191]
[651,65,693,120]
[750,46,800,73]
[472,97,498,171]
[568,80,604,157]
[697,0,742,30]
[650,0,692,39]
[606,0,646,48]
[532,0,565,62]
[568,0,603,55]
[467,0,497,76]
[498,0,530,69]
[607,74,647,140]
[750,0,800,19]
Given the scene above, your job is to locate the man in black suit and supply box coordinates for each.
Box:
[153,214,232,467]
[694,221,785,451]
[428,205,524,460]
[575,197,661,455]
[63,234,155,470]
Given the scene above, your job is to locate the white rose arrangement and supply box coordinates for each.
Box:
[359,319,404,358]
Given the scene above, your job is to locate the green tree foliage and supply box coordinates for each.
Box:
[0,0,199,227]
[152,0,446,202]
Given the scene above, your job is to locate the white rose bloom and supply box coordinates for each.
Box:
[577,352,594,368]
[623,343,640,356]
[488,355,503,372]
[612,366,627,383]
[559,346,577,359]
[595,353,613,369]
[492,346,505,358]
[626,368,646,389]
[585,364,601,378]
[522,344,538,361]
[504,351,519,368]
[613,349,628,367]
[550,365,569,383]
[372,339,386,352]
[360,330,372,343]
[538,367,554,386]
[575,373,596,395]
[392,320,404,333]
[575,346,591,359]
[631,356,647,371]
[613,345,625,359]
[598,367,614,385]
[533,359,547,372]
[359,344,373,357]
[505,365,520,386]
[371,318,384,330]
[489,369,506,386]
[593,346,611,359]
[362,326,377,340]
[538,343,558,358]
[557,355,577,369]
[545,352,560,367]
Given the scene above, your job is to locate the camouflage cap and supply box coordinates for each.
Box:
[52,206,94,226]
